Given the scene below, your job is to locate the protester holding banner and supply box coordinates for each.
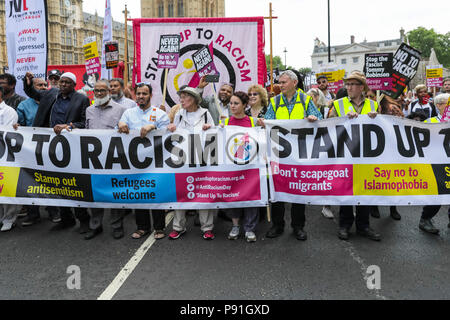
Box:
[263,70,322,241]
[0,74,26,109]
[16,78,47,127]
[418,93,450,234]
[14,78,48,227]
[0,86,19,231]
[218,91,259,242]
[83,80,128,240]
[198,77,234,125]
[406,85,437,119]
[167,86,215,240]
[246,84,268,119]
[329,72,381,241]
[110,78,137,109]
[118,83,169,240]
[23,72,91,232]
[424,93,450,123]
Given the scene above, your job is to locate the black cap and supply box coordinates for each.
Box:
[316,74,327,81]
[48,69,62,79]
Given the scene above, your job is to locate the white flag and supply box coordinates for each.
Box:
[101,0,112,80]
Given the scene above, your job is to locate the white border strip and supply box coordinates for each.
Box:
[97,211,174,300]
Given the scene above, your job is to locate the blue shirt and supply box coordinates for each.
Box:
[17,98,39,127]
[51,92,73,127]
[264,91,323,120]
[120,105,170,130]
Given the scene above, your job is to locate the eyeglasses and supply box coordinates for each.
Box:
[248,92,259,96]
[345,82,362,87]
[94,89,108,94]
[317,80,327,84]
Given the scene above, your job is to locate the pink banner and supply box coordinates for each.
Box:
[175,169,262,203]
[271,162,354,196]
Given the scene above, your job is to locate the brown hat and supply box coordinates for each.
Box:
[344,72,369,92]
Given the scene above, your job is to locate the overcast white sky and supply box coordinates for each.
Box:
[84,0,450,68]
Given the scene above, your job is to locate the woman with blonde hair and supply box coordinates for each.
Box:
[307,88,329,118]
[246,84,268,119]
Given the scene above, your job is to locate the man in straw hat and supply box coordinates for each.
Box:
[329,71,381,241]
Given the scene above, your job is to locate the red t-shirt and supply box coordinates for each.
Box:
[227,115,253,127]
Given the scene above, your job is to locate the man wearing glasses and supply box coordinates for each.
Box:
[317,75,335,103]
[84,80,128,239]
[329,72,381,242]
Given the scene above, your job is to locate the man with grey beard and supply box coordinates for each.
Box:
[84,80,127,239]
[109,78,136,109]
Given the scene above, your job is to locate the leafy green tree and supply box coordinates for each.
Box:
[407,27,450,67]
[265,54,294,71]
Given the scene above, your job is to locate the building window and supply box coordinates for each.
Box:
[66,29,72,47]
[205,1,209,17]
[168,0,174,17]
[385,41,391,46]
[61,28,65,45]
[177,0,184,17]
[158,0,164,17]
[318,61,323,65]
[67,52,73,64]
[341,58,347,64]
[352,57,359,63]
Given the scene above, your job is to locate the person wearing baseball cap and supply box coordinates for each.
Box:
[22,71,90,232]
[316,74,335,103]
[47,69,62,88]
[328,71,381,242]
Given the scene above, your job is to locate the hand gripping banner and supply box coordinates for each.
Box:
[266,116,450,206]
[0,126,268,209]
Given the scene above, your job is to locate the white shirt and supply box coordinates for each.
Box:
[0,101,18,126]
[119,105,170,130]
[173,107,214,130]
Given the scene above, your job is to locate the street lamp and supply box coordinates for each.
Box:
[328,0,331,63]
[283,47,287,68]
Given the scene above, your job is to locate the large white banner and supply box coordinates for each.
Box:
[133,17,266,107]
[0,126,268,209]
[266,116,450,206]
[5,0,48,96]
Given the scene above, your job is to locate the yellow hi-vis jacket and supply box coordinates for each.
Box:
[220,116,256,127]
[269,89,311,120]
[424,116,440,123]
[333,97,378,117]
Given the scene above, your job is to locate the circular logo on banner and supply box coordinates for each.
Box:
[225,132,259,165]
[161,44,237,107]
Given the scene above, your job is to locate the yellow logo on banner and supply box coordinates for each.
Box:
[353,164,438,196]
[0,167,21,197]
[316,70,345,83]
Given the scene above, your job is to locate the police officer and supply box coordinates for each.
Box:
[262,70,323,241]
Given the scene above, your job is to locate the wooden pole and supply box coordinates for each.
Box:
[162,68,169,108]
[269,2,274,92]
[263,4,277,93]
[124,5,129,87]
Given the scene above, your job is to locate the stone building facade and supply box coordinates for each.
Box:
[141,0,225,18]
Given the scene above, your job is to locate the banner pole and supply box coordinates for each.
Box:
[162,68,169,108]
[269,2,274,92]
[124,4,129,86]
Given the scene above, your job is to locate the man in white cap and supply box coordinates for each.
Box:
[23,71,90,232]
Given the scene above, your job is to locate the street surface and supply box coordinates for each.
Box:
[1,205,449,300]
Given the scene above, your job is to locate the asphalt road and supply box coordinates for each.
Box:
[0,205,449,300]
